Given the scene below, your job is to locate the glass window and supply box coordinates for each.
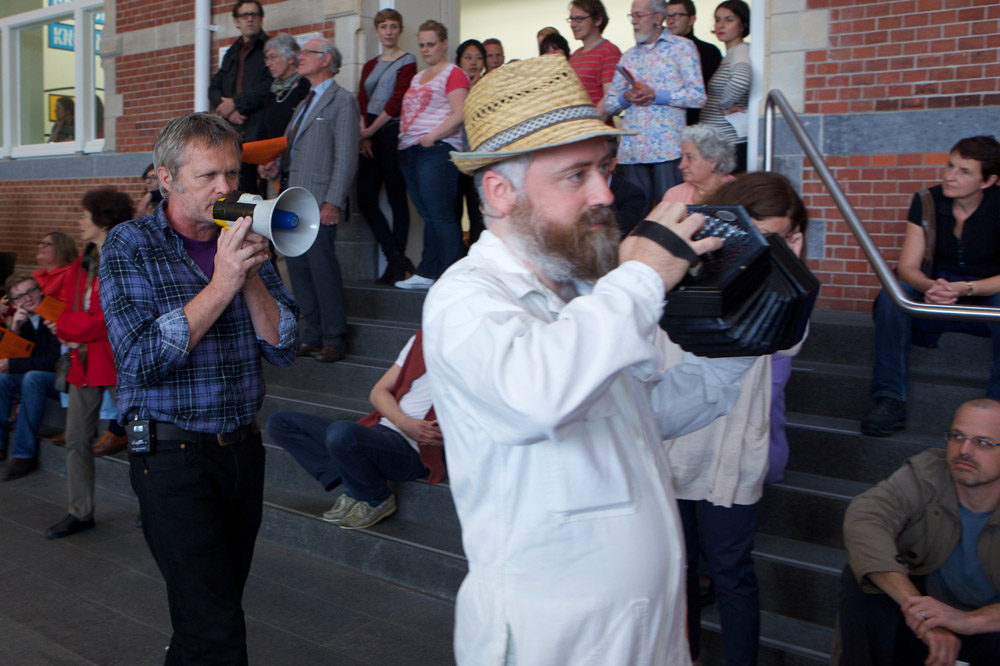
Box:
[3,0,104,155]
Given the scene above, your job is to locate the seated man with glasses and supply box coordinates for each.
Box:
[0,274,61,480]
[834,398,1000,666]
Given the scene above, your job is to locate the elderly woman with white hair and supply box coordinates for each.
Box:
[661,124,737,205]
[258,33,311,141]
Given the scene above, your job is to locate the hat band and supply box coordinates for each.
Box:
[473,105,600,154]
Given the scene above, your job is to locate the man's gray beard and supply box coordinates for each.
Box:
[505,201,620,284]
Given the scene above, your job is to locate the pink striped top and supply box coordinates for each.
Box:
[398,64,470,150]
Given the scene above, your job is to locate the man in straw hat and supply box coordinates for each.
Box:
[422,54,755,666]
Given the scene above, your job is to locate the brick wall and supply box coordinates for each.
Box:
[796,0,999,311]
[802,152,949,311]
[0,179,146,274]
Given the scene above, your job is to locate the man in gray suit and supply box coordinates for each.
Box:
[263,38,359,362]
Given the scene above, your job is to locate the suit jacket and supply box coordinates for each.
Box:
[283,79,360,211]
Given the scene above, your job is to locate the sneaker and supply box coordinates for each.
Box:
[861,397,907,437]
[338,494,397,529]
[394,274,435,290]
[321,493,358,524]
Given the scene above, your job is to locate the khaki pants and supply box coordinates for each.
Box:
[66,384,113,520]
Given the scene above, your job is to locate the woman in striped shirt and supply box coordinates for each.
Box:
[701,0,751,173]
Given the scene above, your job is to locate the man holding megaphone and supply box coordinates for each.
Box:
[100,113,299,663]
[260,38,359,363]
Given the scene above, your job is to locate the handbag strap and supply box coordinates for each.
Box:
[918,187,936,269]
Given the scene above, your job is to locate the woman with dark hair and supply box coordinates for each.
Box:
[32,231,78,299]
[454,39,488,248]
[539,32,572,58]
[394,19,469,290]
[702,0,751,172]
[135,163,164,217]
[358,9,418,284]
[50,96,75,143]
[666,171,807,666]
[45,186,134,539]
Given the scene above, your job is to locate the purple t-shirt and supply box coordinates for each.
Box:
[176,231,218,281]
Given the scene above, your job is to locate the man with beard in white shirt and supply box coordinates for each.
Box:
[423,55,755,666]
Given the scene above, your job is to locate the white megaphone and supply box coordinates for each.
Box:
[212,187,320,257]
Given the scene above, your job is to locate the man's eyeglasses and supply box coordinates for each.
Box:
[6,286,39,304]
[236,11,261,19]
[945,431,1000,448]
[299,49,325,57]
[665,12,690,20]
[627,11,659,21]
[567,14,592,23]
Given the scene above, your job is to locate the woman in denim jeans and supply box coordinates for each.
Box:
[394,19,470,290]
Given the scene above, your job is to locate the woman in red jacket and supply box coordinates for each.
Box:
[45,186,134,540]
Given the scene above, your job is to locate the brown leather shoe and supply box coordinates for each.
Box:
[297,344,322,357]
[92,430,128,457]
[46,431,67,446]
[2,457,37,481]
[313,345,346,363]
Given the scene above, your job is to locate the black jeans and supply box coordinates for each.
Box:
[357,119,410,257]
[130,433,266,665]
[837,564,1000,665]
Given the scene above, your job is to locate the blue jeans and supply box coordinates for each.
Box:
[872,279,1000,401]
[398,142,463,279]
[0,370,58,459]
[266,411,427,503]
[680,499,760,666]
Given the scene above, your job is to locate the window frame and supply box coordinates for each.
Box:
[0,0,105,159]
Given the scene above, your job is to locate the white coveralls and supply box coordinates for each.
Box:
[423,232,753,666]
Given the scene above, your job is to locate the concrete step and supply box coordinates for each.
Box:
[699,608,831,666]
[753,534,845,629]
[758,472,869,550]
[345,317,418,363]
[800,311,993,381]
[786,359,984,434]
[263,356,389,402]
[344,282,425,324]
[783,413,938,485]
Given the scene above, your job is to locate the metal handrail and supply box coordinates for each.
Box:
[763,89,999,322]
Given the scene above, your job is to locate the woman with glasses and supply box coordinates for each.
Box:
[666,171,808,666]
[135,164,164,217]
[393,20,469,290]
[32,232,78,300]
[358,9,417,284]
[259,34,312,143]
[0,274,61,477]
[701,0,752,172]
[44,187,134,540]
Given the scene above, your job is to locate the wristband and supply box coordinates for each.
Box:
[965,281,974,297]
[629,220,701,268]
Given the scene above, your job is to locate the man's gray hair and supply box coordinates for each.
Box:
[264,33,300,62]
[648,0,669,18]
[152,113,242,196]
[681,124,736,175]
[473,154,533,223]
[316,39,342,76]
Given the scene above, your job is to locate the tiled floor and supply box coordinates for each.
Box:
[0,469,456,665]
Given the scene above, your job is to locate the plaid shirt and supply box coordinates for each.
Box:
[99,205,299,433]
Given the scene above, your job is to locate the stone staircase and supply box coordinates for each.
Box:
[33,286,994,666]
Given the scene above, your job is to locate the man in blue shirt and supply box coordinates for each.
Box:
[836,398,1000,666]
[100,112,298,664]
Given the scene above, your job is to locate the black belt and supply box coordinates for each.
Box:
[150,420,259,447]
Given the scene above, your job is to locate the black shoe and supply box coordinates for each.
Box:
[861,397,907,437]
[376,252,413,285]
[46,514,95,539]
[2,456,37,481]
[0,447,6,462]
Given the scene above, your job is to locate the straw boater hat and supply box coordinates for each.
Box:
[451,54,634,176]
